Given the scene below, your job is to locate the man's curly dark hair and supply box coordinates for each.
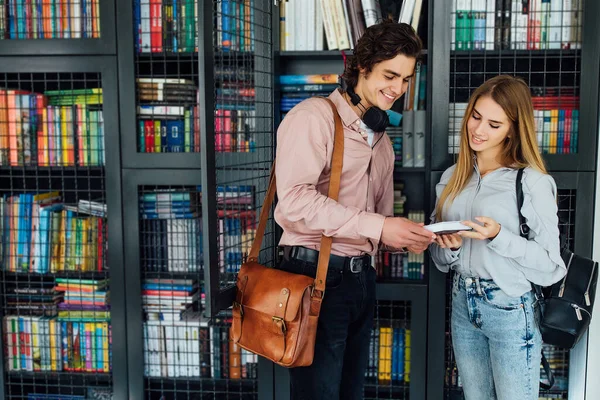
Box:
[341,19,423,89]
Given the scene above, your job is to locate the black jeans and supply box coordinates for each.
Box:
[276,255,377,400]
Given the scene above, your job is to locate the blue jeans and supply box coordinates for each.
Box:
[451,273,542,400]
[275,256,377,400]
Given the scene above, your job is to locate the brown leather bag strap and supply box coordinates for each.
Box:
[313,98,344,294]
[247,163,277,262]
[247,97,345,295]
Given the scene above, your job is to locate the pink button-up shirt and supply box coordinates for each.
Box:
[274,89,395,257]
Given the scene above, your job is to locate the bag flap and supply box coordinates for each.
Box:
[237,261,315,322]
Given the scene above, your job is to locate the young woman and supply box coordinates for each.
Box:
[429,75,566,400]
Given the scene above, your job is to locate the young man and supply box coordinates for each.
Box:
[273,20,435,399]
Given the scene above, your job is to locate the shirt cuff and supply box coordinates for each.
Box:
[358,212,387,242]
[487,226,513,254]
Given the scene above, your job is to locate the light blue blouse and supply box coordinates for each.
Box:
[429,163,567,297]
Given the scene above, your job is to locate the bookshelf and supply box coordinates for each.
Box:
[0,52,128,400]
[0,0,116,55]
[428,1,600,400]
[118,0,276,399]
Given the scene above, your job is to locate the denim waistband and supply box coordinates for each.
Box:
[453,273,501,294]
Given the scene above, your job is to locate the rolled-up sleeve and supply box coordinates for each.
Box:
[428,166,462,272]
[275,103,386,241]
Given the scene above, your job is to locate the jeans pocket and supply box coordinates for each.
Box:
[325,269,344,289]
[483,286,524,310]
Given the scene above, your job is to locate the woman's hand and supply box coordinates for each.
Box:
[433,233,463,250]
[459,217,501,241]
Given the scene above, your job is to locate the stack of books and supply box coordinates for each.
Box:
[141,278,199,322]
[136,78,199,153]
[279,74,339,115]
[4,281,63,317]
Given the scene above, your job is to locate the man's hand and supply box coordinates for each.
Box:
[380,217,436,250]
[407,243,429,254]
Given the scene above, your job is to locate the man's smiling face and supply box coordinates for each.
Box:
[355,54,417,111]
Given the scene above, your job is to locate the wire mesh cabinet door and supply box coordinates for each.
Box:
[202,0,276,320]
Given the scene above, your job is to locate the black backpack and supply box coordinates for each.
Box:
[516,168,598,388]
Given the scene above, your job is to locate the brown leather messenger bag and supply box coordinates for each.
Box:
[230,97,344,367]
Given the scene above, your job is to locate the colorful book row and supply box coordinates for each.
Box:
[0,193,107,274]
[0,89,105,167]
[452,0,582,51]
[367,325,412,384]
[0,0,101,40]
[3,315,112,373]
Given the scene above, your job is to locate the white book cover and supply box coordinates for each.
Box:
[400,0,415,24]
[402,110,414,167]
[361,0,380,27]
[561,0,573,49]
[425,221,472,234]
[286,0,295,51]
[413,110,426,167]
[548,0,562,49]
[321,0,339,49]
[485,0,496,50]
[411,0,424,31]
[331,0,351,50]
[316,0,324,50]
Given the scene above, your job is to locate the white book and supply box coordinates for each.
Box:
[451,0,457,51]
[402,110,414,167]
[425,221,472,235]
[316,0,324,50]
[570,0,581,49]
[548,0,562,49]
[561,0,573,49]
[399,0,415,24]
[321,0,339,50]
[485,0,496,50]
[413,110,426,167]
[411,0,424,31]
[341,0,354,48]
[286,0,295,51]
[294,0,304,50]
[362,0,380,27]
[331,0,351,50]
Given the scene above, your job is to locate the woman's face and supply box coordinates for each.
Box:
[466,96,512,159]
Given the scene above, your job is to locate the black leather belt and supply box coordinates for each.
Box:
[282,246,371,273]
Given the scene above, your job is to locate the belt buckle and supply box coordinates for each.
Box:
[349,256,363,273]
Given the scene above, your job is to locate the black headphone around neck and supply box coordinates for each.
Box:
[345,85,390,132]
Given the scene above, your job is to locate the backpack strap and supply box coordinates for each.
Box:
[516,168,555,391]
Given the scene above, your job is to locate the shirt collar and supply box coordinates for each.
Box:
[328,89,362,130]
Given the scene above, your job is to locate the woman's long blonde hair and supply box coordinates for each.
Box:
[435,75,547,221]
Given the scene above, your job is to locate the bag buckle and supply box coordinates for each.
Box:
[272,316,287,333]
[233,301,244,317]
[311,285,324,300]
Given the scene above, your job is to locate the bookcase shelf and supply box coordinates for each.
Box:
[0,0,117,56]
[7,370,112,382]
[450,49,581,58]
